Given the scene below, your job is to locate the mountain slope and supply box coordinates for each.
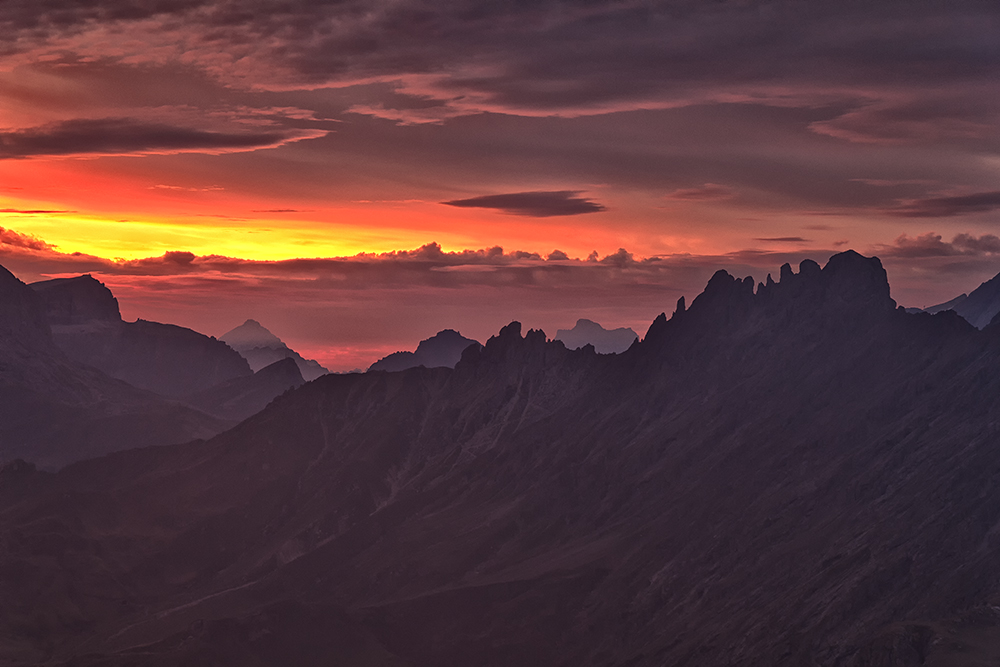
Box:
[220,319,328,381]
[186,357,305,421]
[923,268,1000,327]
[4,251,1000,665]
[31,275,252,397]
[0,267,228,469]
[368,329,480,372]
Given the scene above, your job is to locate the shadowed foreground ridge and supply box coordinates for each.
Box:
[4,250,1000,665]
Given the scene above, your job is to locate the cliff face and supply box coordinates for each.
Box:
[3,251,1000,665]
[31,276,252,398]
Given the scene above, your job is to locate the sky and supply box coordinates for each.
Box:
[1,0,999,370]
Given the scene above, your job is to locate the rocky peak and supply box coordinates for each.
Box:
[220,319,285,351]
[30,274,121,326]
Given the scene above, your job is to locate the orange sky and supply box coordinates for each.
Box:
[1,1,999,369]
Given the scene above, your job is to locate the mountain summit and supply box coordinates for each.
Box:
[220,319,328,381]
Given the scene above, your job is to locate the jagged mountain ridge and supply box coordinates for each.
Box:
[0,268,228,469]
[221,319,328,381]
[368,328,480,372]
[3,251,1000,664]
[31,275,252,398]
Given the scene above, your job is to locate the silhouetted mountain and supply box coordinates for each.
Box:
[31,275,252,397]
[7,251,1000,665]
[221,319,328,381]
[186,357,305,421]
[0,267,228,469]
[555,318,637,353]
[30,274,121,325]
[368,328,480,372]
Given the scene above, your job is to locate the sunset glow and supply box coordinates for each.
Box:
[1,1,998,369]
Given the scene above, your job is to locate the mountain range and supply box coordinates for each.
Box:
[5,250,1000,664]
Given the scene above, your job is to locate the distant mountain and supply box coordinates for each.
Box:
[221,319,328,381]
[923,292,968,315]
[31,275,251,398]
[1,266,228,469]
[368,328,480,372]
[186,357,304,421]
[923,270,1000,328]
[555,318,638,353]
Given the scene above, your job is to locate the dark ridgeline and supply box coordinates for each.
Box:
[3,250,1000,665]
[368,328,481,372]
[0,268,228,469]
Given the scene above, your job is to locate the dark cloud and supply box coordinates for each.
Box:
[0,118,313,158]
[754,237,811,243]
[442,191,606,217]
[875,232,1000,258]
[885,191,1000,218]
[664,184,735,201]
[0,208,72,214]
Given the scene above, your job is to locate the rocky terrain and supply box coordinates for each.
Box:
[31,276,252,398]
[554,318,638,353]
[368,328,480,372]
[3,251,1000,664]
[221,319,328,381]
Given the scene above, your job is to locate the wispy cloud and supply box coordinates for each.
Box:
[884,191,1000,218]
[874,232,1000,258]
[0,118,326,159]
[664,184,735,201]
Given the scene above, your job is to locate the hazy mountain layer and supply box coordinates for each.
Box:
[4,252,1000,664]
[221,319,328,381]
[186,357,305,421]
[923,268,1000,328]
[368,329,480,372]
[0,267,229,469]
[31,275,252,398]
[554,318,637,353]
